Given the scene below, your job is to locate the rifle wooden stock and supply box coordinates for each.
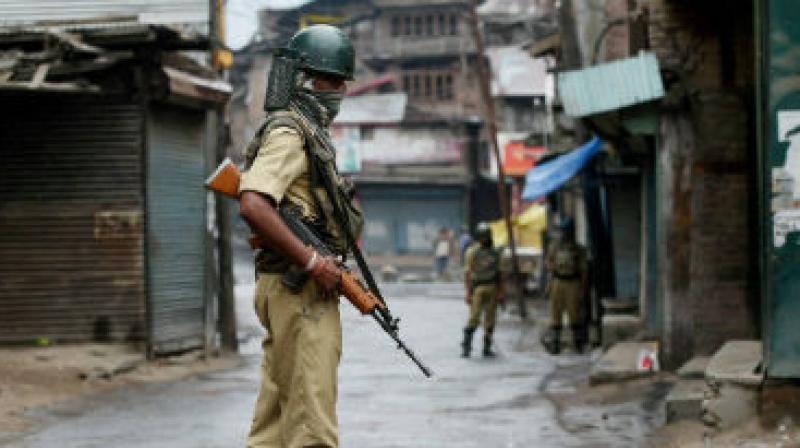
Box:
[340,272,385,314]
[204,157,241,199]
[205,158,264,248]
[205,158,381,314]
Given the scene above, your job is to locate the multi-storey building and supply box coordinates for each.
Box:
[231,0,550,257]
[363,0,480,120]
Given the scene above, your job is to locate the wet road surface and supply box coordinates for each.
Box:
[1,277,666,447]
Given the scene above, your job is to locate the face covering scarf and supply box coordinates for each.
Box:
[312,90,344,120]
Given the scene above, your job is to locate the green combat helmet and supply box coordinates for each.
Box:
[288,24,355,80]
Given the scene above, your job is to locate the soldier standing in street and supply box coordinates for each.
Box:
[543,218,588,355]
[461,222,504,357]
[238,25,361,448]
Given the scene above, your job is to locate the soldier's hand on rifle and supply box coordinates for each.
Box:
[307,251,342,295]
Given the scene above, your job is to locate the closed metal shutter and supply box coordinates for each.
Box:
[0,95,146,343]
[146,103,206,355]
[607,175,642,300]
[359,185,465,254]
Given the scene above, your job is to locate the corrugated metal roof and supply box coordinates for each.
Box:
[0,1,208,28]
[558,52,665,117]
[477,0,538,17]
[372,0,466,8]
[334,93,407,125]
[487,45,548,97]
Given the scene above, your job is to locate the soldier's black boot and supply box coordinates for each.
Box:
[542,326,561,355]
[461,327,475,358]
[482,331,496,357]
[552,327,561,355]
[572,325,586,354]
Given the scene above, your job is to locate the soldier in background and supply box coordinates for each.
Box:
[542,218,588,355]
[461,222,504,357]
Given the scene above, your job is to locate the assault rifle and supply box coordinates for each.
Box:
[205,159,433,377]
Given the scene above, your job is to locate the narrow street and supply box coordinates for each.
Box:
[1,265,667,448]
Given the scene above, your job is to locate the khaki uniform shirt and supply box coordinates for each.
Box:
[545,240,587,279]
[463,242,480,276]
[239,126,318,220]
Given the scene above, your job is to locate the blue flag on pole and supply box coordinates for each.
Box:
[521,136,603,201]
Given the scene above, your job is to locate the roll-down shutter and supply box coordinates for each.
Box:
[146,103,206,354]
[0,95,146,343]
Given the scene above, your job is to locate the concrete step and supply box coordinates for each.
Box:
[705,340,763,386]
[703,340,764,430]
[665,379,706,423]
[589,341,659,385]
[601,297,639,315]
[677,356,710,380]
[600,314,641,349]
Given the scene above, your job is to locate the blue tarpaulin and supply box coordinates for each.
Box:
[521,136,603,201]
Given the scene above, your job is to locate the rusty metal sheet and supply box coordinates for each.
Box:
[0,0,209,29]
[0,95,146,343]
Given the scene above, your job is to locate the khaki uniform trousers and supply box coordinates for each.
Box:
[248,273,342,448]
[468,284,499,332]
[549,278,583,328]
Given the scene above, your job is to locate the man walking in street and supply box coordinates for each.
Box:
[238,24,361,448]
[461,222,504,357]
[433,227,453,279]
[458,225,473,265]
[543,218,588,355]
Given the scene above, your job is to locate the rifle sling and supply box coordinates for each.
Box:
[290,102,388,307]
[317,155,386,306]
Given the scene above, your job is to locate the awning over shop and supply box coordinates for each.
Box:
[521,136,603,201]
[558,52,664,118]
[489,204,547,249]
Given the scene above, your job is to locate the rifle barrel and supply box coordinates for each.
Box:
[371,311,433,378]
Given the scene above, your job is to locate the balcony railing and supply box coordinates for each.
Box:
[365,36,476,59]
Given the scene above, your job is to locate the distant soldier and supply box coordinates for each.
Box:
[543,218,588,354]
[461,222,504,357]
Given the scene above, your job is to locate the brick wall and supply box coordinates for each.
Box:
[645,0,757,365]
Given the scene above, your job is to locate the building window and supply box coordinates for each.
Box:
[391,16,400,36]
[361,127,375,141]
[445,74,454,99]
[402,71,459,100]
[425,15,434,35]
[424,74,432,97]
[450,14,458,35]
[414,16,423,35]
[403,16,412,35]
[438,14,446,35]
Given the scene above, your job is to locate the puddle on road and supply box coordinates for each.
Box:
[541,361,673,446]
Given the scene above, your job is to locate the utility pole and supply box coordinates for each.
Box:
[467,0,526,319]
[210,0,238,353]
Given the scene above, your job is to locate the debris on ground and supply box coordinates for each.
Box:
[0,344,240,432]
